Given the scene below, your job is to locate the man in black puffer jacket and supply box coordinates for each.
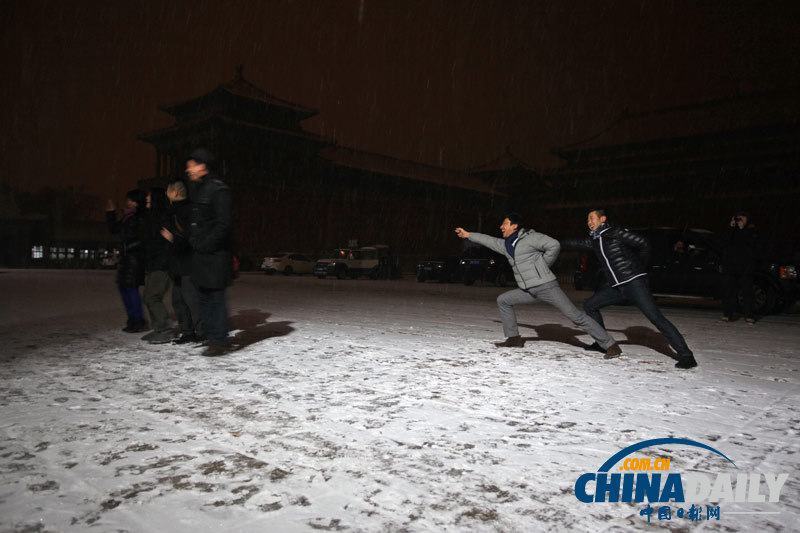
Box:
[563,208,698,369]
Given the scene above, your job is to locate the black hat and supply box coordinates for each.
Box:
[187,148,216,170]
[125,189,144,204]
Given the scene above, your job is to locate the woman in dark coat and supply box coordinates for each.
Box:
[106,189,147,332]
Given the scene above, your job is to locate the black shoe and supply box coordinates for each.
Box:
[603,343,622,359]
[675,355,698,369]
[123,320,148,333]
[585,341,606,354]
[173,333,199,345]
[493,335,525,348]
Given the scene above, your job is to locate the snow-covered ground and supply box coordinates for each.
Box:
[1,270,798,532]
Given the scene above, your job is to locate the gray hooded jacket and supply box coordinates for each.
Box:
[468,228,559,289]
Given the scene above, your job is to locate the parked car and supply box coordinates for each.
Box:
[572,227,798,315]
[100,249,120,269]
[459,244,513,287]
[261,252,316,275]
[314,245,398,279]
[416,256,462,283]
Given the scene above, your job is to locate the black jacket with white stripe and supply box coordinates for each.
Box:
[561,223,650,287]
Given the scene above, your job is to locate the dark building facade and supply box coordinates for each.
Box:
[484,92,800,257]
[138,73,799,267]
[137,68,510,267]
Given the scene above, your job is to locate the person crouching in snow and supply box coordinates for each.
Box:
[455,213,622,358]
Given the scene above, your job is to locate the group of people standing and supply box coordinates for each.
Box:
[107,149,754,366]
[456,209,699,370]
[106,148,235,357]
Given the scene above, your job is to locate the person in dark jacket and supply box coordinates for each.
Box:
[720,211,759,323]
[140,188,174,344]
[106,189,147,333]
[161,179,204,344]
[564,209,698,369]
[455,213,622,357]
[185,148,234,356]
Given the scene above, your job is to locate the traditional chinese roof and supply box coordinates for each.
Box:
[466,147,537,174]
[138,112,330,146]
[158,66,318,120]
[318,145,505,196]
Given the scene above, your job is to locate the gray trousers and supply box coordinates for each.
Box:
[497,281,616,349]
[143,270,172,332]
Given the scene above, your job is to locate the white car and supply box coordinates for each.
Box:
[261,252,315,275]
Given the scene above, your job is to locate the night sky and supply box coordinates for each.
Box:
[2,0,799,202]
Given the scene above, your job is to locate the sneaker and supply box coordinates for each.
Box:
[603,343,622,359]
[173,333,200,345]
[720,316,730,323]
[493,335,525,348]
[675,355,698,369]
[745,317,756,325]
[147,330,175,344]
[141,330,159,341]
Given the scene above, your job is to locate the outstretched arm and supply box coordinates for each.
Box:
[559,236,593,251]
[455,227,470,239]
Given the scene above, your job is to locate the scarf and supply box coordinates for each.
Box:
[505,230,520,258]
[590,222,608,240]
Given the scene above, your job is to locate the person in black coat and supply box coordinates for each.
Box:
[140,187,174,344]
[185,148,234,356]
[161,179,204,344]
[563,208,698,369]
[106,189,147,333]
[720,211,759,323]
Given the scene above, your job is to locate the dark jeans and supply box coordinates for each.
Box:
[584,277,693,358]
[117,285,144,321]
[721,272,754,319]
[197,286,229,345]
[172,275,204,337]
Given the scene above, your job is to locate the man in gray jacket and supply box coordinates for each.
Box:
[455,213,622,357]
